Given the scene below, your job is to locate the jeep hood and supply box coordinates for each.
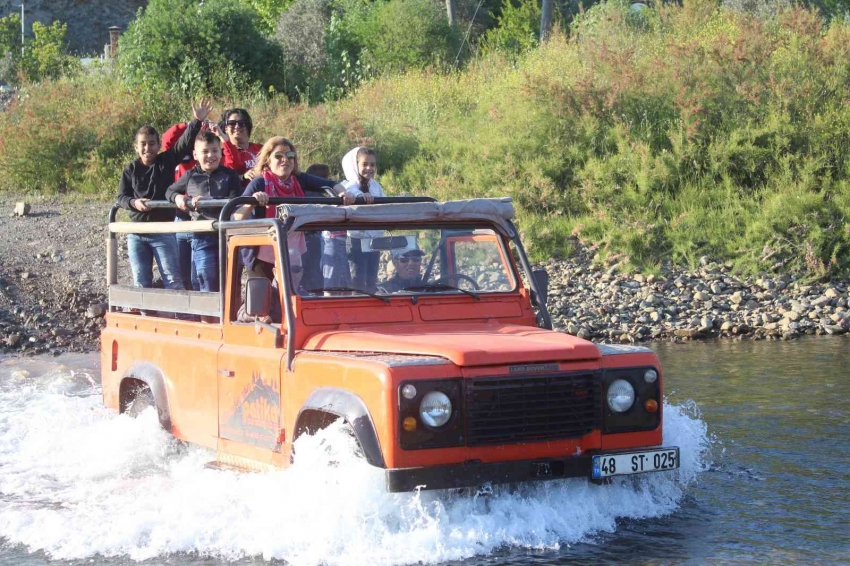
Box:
[302,323,600,366]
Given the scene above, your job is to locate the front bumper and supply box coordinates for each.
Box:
[386,455,591,492]
[385,447,679,492]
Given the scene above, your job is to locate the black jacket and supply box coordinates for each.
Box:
[165,164,243,221]
[116,119,202,222]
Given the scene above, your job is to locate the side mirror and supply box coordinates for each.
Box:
[531,268,549,306]
[246,277,272,318]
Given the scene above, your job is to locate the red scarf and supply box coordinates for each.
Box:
[263,170,304,218]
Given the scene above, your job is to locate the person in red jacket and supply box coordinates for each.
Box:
[218,108,263,186]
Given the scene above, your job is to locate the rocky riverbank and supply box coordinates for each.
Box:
[0,199,848,356]
[541,242,849,344]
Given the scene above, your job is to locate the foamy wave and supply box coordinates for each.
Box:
[0,356,711,565]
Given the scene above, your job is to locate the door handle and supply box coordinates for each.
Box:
[219,369,234,377]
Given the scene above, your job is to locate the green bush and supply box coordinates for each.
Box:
[3,0,850,278]
[0,14,78,86]
[352,0,461,74]
[117,0,283,97]
[20,21,80,83]
[480,0,541,56]
[0,12,22,84]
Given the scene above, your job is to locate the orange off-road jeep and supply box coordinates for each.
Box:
[101,196,679,491]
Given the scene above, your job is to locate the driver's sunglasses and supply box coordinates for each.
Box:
[225,120,248,129]
[397,256,422,264]
[272,151,297,161]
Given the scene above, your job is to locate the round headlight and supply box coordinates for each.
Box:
[419,391,452,428]
[607,379,636,413]
[644,369,658,384]
[401,384,417,400]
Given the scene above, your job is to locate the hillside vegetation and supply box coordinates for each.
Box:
[1,0,849,277]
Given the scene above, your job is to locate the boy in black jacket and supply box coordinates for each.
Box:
[166,130,243,293]
[116,100,211,290]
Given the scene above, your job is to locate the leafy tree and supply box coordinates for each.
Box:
[0,14,77,85]
[809,0,850,18]
[0,13,20,85]
[479,0,541,56]
[352,0,461,74]
[274,0,371,101]
[20,21,79,83]
[250,0,297,35]
[117,0,283,97]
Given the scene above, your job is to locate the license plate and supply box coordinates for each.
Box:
[592,448,679,479]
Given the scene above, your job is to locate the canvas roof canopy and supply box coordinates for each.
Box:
[275,198,517,236]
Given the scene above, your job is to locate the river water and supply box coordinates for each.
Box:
[0,337,847,565]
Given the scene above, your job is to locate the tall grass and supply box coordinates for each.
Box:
[1,0,849,277]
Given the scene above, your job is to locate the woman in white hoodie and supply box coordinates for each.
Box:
[343,147,385,292]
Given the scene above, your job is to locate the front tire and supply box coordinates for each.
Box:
[125,387,155,418]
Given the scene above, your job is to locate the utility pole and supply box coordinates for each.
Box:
[17,1,25,57]
[540,0,553,42]
[445,0,457,27]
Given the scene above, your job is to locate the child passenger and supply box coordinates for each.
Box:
[165,131,243,293]
[342,147,385,292]
[116,101,210,291]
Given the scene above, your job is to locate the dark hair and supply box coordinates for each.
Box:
[305,163,330,178]
[135,125,160,142]
[220,108,253,136]
[196,130,221,145]
[356,147,377,193]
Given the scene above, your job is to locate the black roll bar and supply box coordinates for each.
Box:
[507,219,553,330]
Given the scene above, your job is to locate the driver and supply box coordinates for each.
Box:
[378,243,425,293]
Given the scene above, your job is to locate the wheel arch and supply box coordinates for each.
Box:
[293,387,385,468]
[118,362,173,431]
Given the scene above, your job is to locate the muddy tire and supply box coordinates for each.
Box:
[125,387,155,418]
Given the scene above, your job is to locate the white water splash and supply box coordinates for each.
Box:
[0,355,711,565]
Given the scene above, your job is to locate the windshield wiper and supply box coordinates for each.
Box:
[403,283,481,301]
[304,286,390,303]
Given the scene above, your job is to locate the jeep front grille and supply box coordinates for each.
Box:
[465,373,601,445]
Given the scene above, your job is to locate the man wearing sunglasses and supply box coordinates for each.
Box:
[378,246,426,294]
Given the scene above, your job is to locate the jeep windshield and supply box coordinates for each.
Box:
[293,224,518,298]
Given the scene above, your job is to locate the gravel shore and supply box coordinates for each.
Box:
[1,199,848,356]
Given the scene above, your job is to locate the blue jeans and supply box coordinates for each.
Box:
[190,234,219,292]
[127,233,184,290]
[175,218,198,290]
